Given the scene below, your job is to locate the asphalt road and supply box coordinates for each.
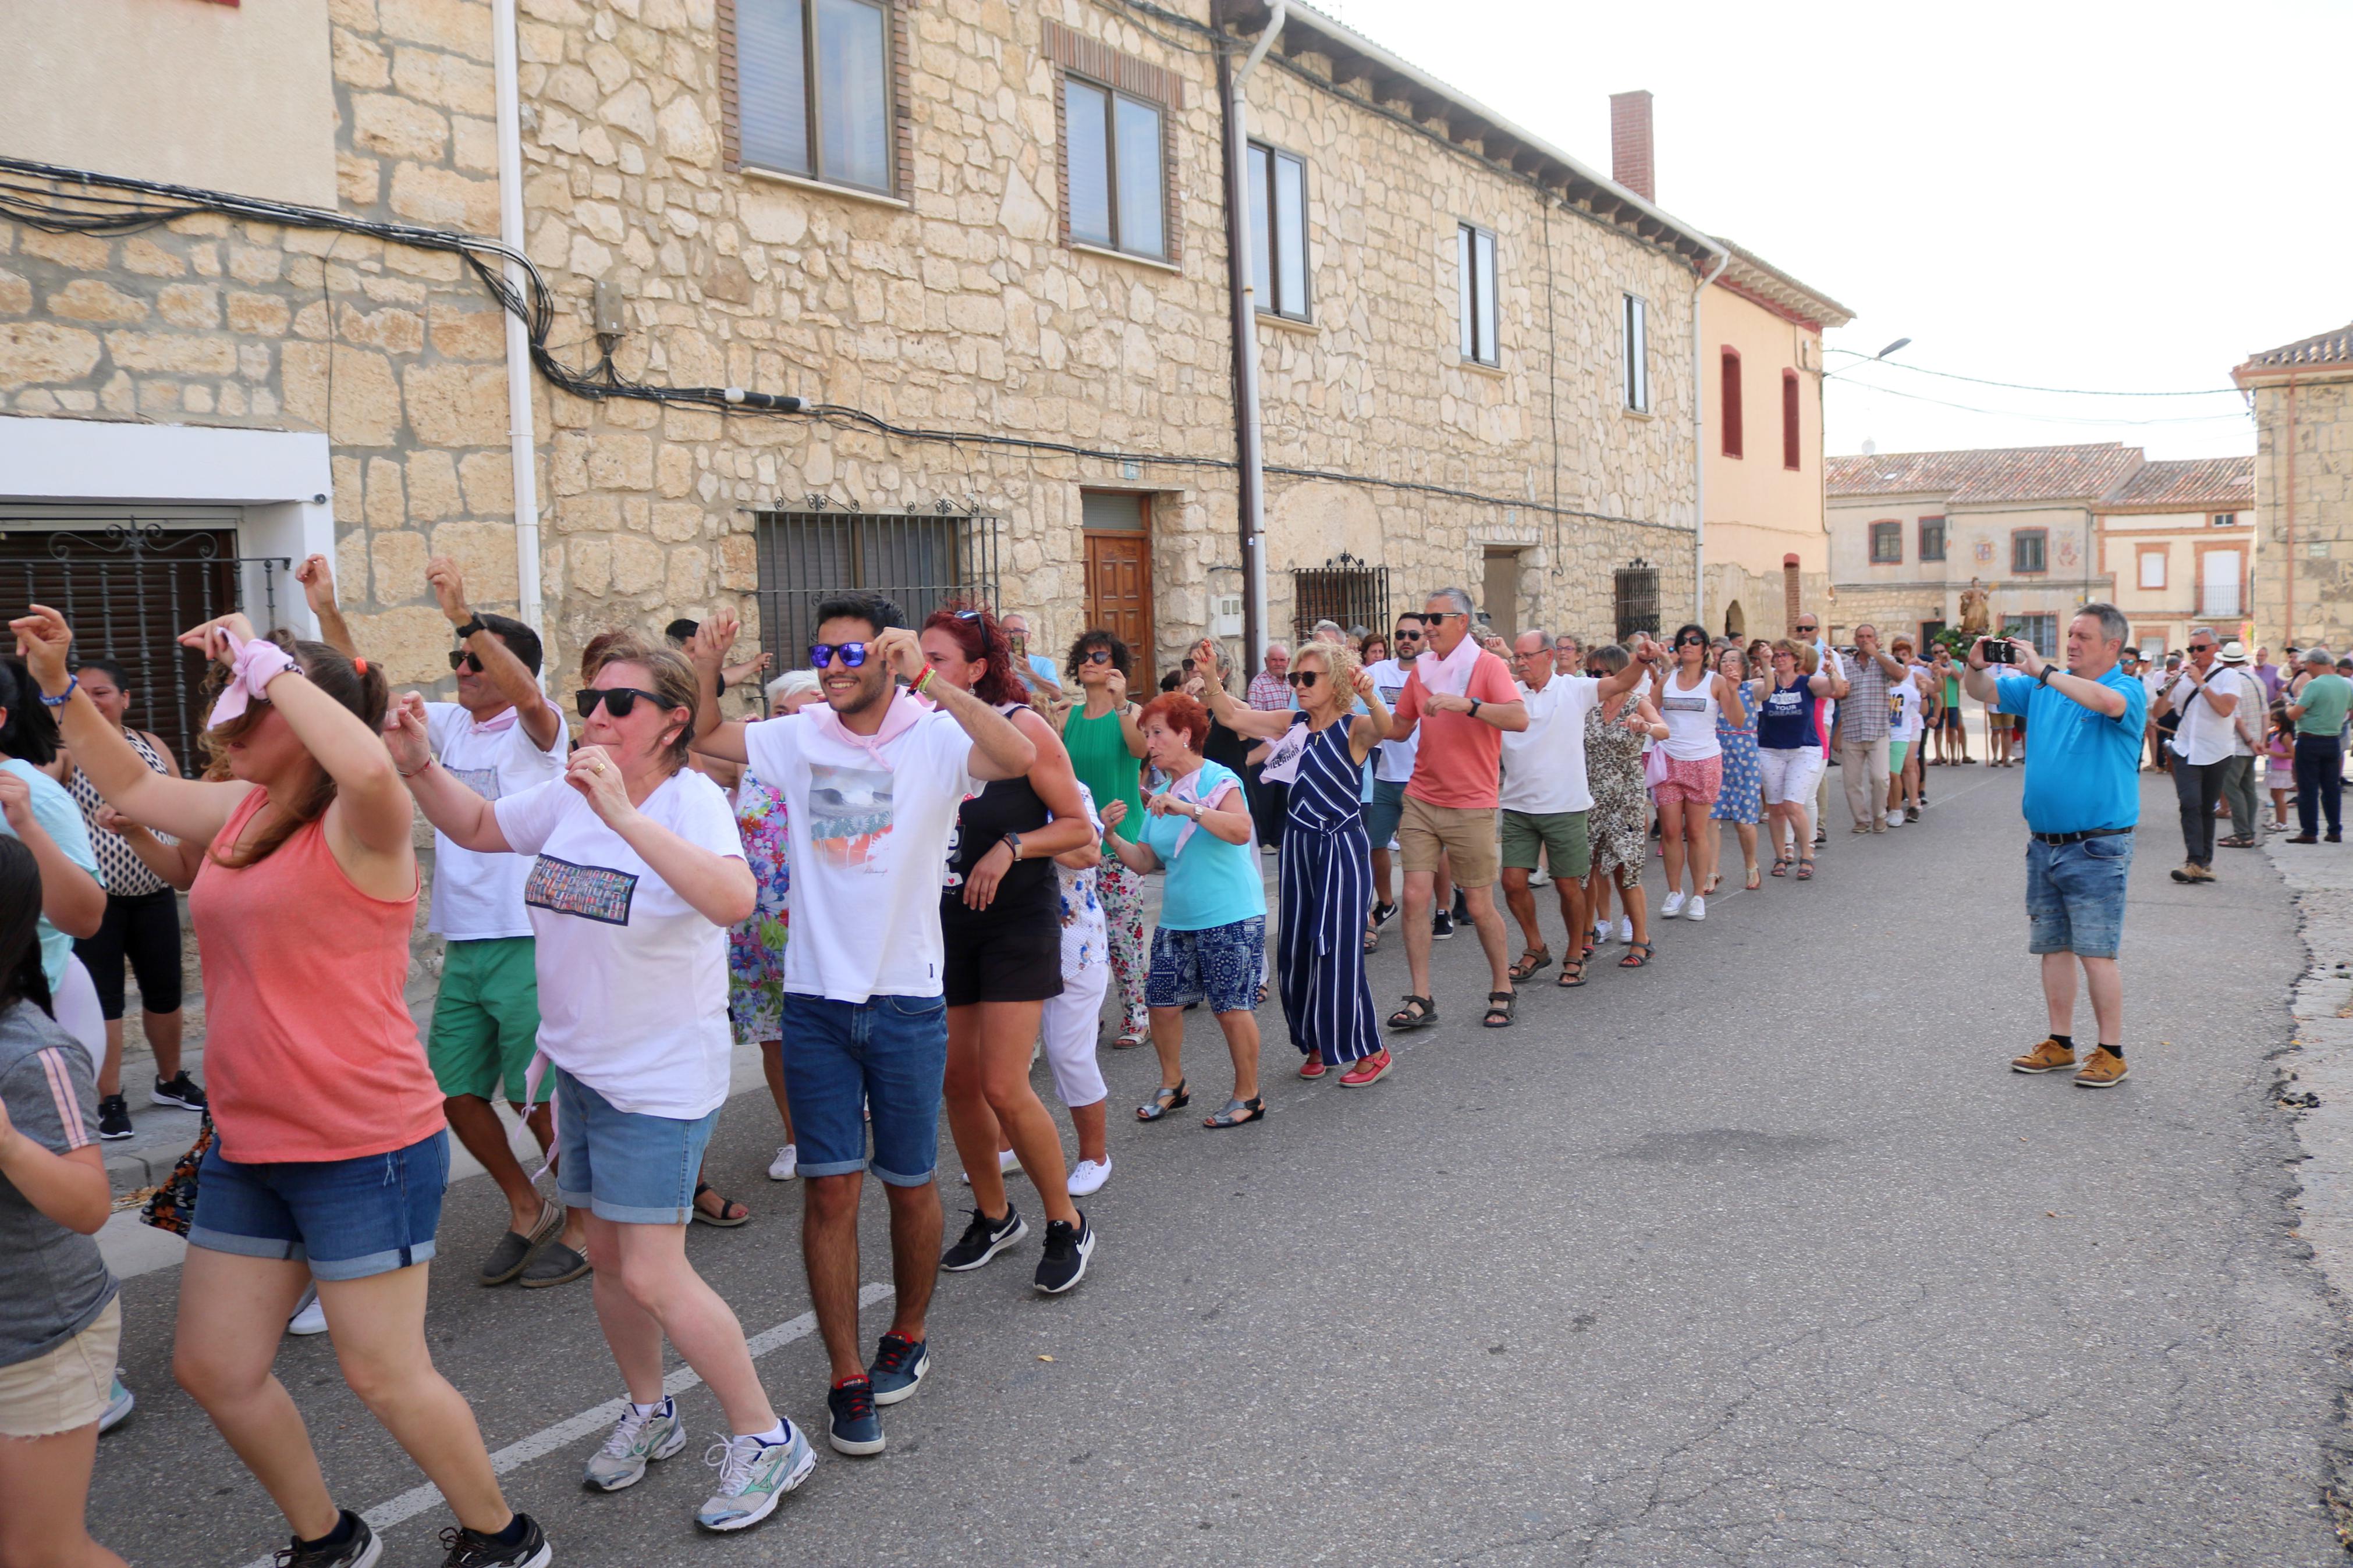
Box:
[91,763,2349,1566]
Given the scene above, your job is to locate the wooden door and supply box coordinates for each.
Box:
[1085,530,1152,667]
[1482,549,1520,640]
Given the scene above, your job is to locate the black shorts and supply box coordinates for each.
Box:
[939,899,1064,1007]
[72,887,184,1018]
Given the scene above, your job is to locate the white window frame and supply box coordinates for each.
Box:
[1062,73,1168,261]
[1248,142,1311,322]
[734,0,896,197]
[1457,222,1498,366]
[1622,293,1651,411]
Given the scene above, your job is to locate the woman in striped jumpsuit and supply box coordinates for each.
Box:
[1195,638,1395,1086]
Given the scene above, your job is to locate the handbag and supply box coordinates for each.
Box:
[140,1111,212,1237]
[1643,741,1671,789]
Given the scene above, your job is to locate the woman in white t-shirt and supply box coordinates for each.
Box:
[387,638,815,1532]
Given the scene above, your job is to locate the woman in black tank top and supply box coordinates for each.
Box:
[918,608,1102,1293]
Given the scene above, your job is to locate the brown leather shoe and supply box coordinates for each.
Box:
[2011,1037,2077,1074]
[2073,1047,2130,1088]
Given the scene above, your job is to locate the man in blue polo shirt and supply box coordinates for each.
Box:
[1962,603,2147,1088]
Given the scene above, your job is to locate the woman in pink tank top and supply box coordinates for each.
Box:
[13,606,547,1568]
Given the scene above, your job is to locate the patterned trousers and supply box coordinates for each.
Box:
[1095,860,1151,1039]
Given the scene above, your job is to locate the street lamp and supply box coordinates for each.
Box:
[1822,337,1912,382]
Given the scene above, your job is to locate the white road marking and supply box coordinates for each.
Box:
[235,1281,892,1566]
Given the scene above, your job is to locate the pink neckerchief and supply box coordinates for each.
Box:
[804,688,924,770]
[1418,629,1482,699]
[468,705,520,734]
[205,630,299,727]
[1166,764,1231,856]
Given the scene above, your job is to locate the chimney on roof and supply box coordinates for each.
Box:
[1610,90,1654,202]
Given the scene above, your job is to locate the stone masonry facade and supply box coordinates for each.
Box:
[2251,376,2353,651]
[1,0,1702,689]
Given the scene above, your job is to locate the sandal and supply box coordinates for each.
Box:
[691,1182,750,1228]
[1386,995,1438,1030]
[1202,1096,1265,1129]
[1701,873,1722,895]
[1362,925,1381,954]
[1770,855,1790,877]
[1744,865,1761,890]
[1136,1080,1190,1122]
[1256,982,1269,1007]
[1482,990,1516,1028]
[1556,957,1586,989]
[2219,835,2256,849]
[1112,1030,1145,1050]
[1795,858,1815,880]
[1508,947,1552,983]
[1618,941,1655,969]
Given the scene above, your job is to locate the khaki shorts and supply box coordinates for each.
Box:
[1397,795,1500,887]
[1500,809,1591,879]
[0,1297,119,1438]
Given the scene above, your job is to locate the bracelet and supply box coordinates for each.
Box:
[397,757,436,780]
[912,664,935,697]
[37,674,76,708]
[1004,831,1023,861]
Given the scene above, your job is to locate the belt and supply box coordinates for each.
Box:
[2030,826,2133,847]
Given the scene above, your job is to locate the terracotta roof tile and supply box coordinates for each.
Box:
[1826,443,2146,504]
[2100,456,2252,510]
[2241,324,2353,372]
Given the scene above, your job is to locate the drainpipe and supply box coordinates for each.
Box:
[2285,372,2299,645]
[1690,247,1729,624]
[494,0,544,637]
[1221,0,1284,673]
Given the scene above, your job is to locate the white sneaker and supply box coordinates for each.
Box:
[1660,891,1687,919]
[1884,812,1904,828]
[1617,916,1634,944]
[958,1149,1025,1185]
[1686,895,1705,922]
[288,1293,328,1337]
[766,1143,798,1181]
[1067,1157,1112,1196]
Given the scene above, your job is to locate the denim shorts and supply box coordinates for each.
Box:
[782,992,949,1187]
[2025,831,2132,959]
[1364,778,1408,848]
[1147,917,1265,1014]
[553,1068,721,1225]
[189,1131,448,1281]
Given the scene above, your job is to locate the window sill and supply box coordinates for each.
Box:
[1622,406,1656,420]
[740,166,911,211]
[1454,357,1506,381]
[1257,310,1317,337]
[1069,241,1181,275]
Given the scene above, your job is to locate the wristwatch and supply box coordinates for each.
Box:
[453,614,487,641]
[1468,698,1483,718]
[1004,831,1024,861]
[2036,666,2054,688]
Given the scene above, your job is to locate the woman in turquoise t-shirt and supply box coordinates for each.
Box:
[1103,691,1268,1129]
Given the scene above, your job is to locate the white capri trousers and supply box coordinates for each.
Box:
[1039,961,1110,1109]
[1758,746,1827,808]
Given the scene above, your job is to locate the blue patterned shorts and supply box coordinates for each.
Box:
[1146,917,1265,1015]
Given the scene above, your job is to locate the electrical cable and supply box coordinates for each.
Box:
[1823,347,2239,398]
[1831,375,2252,428]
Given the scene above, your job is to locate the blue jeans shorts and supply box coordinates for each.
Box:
[1147,917,1266,1015]
[1364,778,1407,849]
[782,993,949,1186]
[189,1131,448,1281]
[2025,831,2132,960]
[553,1068,721,1225]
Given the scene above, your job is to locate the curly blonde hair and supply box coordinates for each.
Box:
[1292,637,1360,697]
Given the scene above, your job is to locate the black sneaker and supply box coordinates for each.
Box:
[1371,901,1397,929]
[97,1095,133,1141]
[1451,890,1470,922]
[436,1513,549,1568]
[941,1205,1027,1271]
[827,1376,885,1456]
[151,1072,207,1111]
[867,1332,928,1406]
[273,1511,379,1568]
[1431,910,1455,940]
[1034,1215,1095,1295]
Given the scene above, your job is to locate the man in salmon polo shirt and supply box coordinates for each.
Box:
[1382,586,1529,1032]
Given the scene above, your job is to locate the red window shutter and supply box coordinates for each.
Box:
[1781,369,1801,470]
[1720,350,1742,458]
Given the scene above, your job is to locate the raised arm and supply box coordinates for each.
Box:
[1191,639,1294,740]
[684,609,750,763]
[0,774,104,938]
[12,605,251,848]
[563,748,755,925]
[383,691,512,852]
[1346,667,1393,762]
[957,712,1097,911]
[294,554,359,660]
[2007,639,2125,720]
[428,556,561,752]
[1098,797,1159,874]
[876,628,1035,780]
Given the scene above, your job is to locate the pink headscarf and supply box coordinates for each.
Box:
[205,630,300,728]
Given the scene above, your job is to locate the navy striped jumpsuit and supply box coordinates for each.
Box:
[1277,717,1380,1065]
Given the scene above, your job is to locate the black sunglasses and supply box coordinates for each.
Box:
[809,642,869,669]
[1676,635,1708,649]
[1287,670,1321,688]
[1423,611,1465,623]
[576,687,666,719]
[1082,648,1115,664]
[1394,628,1424,641]
[448,649,483,674]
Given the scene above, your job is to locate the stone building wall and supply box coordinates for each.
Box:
[2252,377,2353,650]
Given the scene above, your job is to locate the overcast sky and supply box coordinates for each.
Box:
[1312,0,2347,461]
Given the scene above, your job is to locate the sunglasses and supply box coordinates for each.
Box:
[809,642,869,669]
[1676,635,1708,649]
[2189,643,2215,652]
[448,649,483,674]
[575,686,666,719]
[1423,611,1464,623]
[1394,629,1424,641]
[1082,648,1115,664]
[1287,670,1322,688]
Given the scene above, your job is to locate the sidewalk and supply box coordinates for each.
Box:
[2262,819,2353,1299]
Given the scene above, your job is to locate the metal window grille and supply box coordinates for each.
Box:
[1290,556,1388,645]
[0,523,289,769]
[2002,613,2058,658]
[750,509,1002,661]
[1613,561,1660,643]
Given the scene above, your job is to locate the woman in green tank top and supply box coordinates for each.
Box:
[1060,630,1151,1047]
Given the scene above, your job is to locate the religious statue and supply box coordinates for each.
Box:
[1957,577,1992,637]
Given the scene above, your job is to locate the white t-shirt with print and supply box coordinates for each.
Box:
[1890,673,1925,744]
[1056,784,1109,977]
[492,769,741,1119]
[1365,658,1422,784]
[427,701,569,940]
[743,705,980,1003]
[1499,674,1603,815]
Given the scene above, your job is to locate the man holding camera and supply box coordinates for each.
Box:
[2151,627,2249,883]
[1963,604,2148,1088]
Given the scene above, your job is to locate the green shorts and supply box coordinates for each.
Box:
[1499,809,1591,879]
[426,936,547,1105]
[1889,741,1911,771]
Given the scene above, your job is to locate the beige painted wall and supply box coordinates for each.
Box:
[1703,289,1821,564]
[2100,509,2254,653]
[1827,496,2107,647]
[0,0,339,208]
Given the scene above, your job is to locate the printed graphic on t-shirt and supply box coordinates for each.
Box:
[1660,693,1709,714]
[446,764,502,801]
[807,764,895,868]
[526,854,638,925]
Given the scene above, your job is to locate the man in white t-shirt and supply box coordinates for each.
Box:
[2153,625,2250,883]
[1498,629,1648,984]
[690,592,1037,1457]
[411,557,579,1287]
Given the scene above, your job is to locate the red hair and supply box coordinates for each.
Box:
[1138,692,1209,752]
[920,603,1025,707]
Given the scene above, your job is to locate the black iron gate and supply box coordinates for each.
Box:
[751,509,1002,662]
[1613,560,1660,644]
[1291,555,1389,645]
[0,524,290,769]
